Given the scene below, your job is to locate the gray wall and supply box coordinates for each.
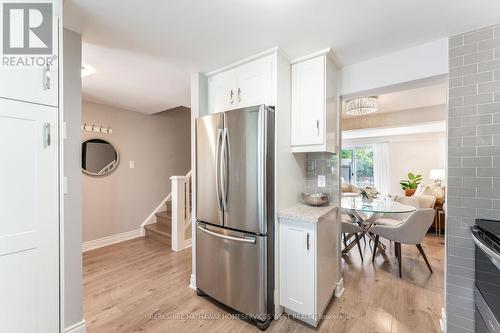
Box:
[63,29,84,329]
[447,23,500,332]
[82,102,191,242]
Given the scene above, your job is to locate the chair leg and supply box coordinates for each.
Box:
[416,244,433,274]
[396,242,402,278]
[343,233,347,247]
[355,233,363,261]
[372,235,379,263]
[362,234,366,246]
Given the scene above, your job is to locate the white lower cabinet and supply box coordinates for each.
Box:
[279,216,336,327]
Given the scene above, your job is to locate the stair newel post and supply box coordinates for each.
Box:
[170,175,186,251]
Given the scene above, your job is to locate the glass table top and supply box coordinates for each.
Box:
[341,196,417,214]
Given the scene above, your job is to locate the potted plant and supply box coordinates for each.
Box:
[400,172,422,196]
[357,187,379,204]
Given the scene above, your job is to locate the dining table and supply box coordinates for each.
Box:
[341,196,417,261]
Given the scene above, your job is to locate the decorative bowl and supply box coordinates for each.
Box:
[302,193,329,207]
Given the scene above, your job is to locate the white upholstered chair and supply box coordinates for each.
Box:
[369,209,435,278]
[374,195,436,226]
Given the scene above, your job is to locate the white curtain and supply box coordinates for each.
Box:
[373,142,390,196]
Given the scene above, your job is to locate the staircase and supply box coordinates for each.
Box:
[144,171,192,250]
[144,201,172,246]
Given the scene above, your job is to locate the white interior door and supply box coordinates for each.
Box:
[0,4,59,107]
[0,98,59,333]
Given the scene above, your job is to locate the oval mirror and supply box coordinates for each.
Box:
[81,139,119,176]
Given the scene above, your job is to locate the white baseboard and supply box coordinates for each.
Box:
[82,229,142,252]
[65,319,86,333]
[189,274,196,290]
[439,307,446,333]
[334,278,345,298]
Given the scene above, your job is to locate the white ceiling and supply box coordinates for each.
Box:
[64,0,500,114]
[342,81,448,117]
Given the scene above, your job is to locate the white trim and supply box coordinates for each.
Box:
[64,319,86,333]
[206,47,280,76]
[82,229,142,252]
[439,307,447,333]
[342,121,446,140]
[334,278,345,298]
[189,274,197,290]
[140,193,171,235]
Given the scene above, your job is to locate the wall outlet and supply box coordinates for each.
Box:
[129,161,135,169]
[317,175,326,187]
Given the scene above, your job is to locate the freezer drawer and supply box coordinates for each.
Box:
[196,222,268,320]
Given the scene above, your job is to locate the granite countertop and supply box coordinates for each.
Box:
[277,203,337,223]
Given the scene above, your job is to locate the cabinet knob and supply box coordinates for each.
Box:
[316,120,320,136]
[237,88,241,102]
[306,232,310,250]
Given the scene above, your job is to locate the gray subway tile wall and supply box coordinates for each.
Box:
[447,23,500,332]
[304,152,339,204]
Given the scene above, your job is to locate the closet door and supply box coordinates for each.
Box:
[0,98,59,333]
[0,1,59,107]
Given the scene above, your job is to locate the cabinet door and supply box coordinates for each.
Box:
[291,56,325,146]
[280,219,315,316]
[235,56,273,108]
[208,70,237,114]
[0,98,59,332]
[0,6,59,107]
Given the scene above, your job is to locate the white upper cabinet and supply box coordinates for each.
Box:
[0,7,59,107]
[208,55,274,114]
[291,50,338,153]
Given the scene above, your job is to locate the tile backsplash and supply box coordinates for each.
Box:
[304,152,339,203]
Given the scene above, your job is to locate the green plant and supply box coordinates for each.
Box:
[400,172,422,190]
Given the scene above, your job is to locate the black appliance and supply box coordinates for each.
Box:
[472,219,500,333]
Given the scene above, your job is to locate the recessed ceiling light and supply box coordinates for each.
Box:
[81,63,95,77]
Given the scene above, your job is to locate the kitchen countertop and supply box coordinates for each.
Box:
[277,203,337,223]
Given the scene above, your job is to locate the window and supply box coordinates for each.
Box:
[341,146,374,188]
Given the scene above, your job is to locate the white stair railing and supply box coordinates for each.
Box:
[170,170,192,251]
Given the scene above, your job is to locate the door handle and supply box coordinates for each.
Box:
[237,88,241,103]
[316,119,320,136]
[43,64,51,90]
[220,128,229,212]
[197,225,256,244]
[307,232,310,250]
[230,89,234,104]
[43,123,51,148]
[215,128,223,211]
[472,228,500,270]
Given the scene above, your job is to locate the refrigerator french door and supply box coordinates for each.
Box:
[195,105,274,329]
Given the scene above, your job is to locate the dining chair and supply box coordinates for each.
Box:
[374,195,436,226]
[341,214,365,261]
[369,209,435,278]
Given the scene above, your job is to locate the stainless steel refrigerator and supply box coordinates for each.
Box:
[195,104,274,330]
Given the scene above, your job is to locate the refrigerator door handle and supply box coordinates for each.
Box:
[257,107,266,233]
[221,127,229,212]
[215,128,223,212]
[197,225,256,244]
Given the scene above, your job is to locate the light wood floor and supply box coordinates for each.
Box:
[83,234,444,333]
